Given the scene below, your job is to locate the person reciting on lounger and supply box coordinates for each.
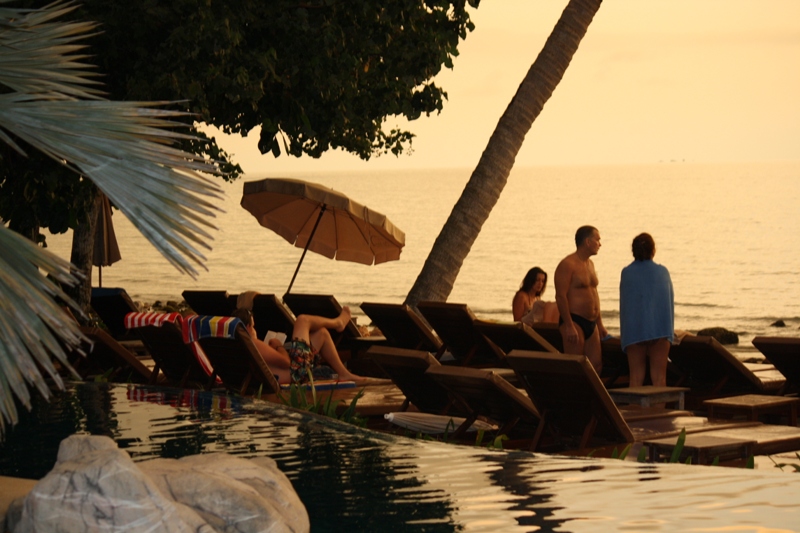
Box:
[232,306,364,384]
[554,225,608,373]
[619,233,674,387]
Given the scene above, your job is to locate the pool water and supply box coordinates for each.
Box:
[1,383,799,532]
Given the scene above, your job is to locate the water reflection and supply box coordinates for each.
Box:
[1,383,799,532]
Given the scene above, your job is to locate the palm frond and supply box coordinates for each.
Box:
[0,97,224,275]
[0,1,102,101]
[0,226,84,435]
[0,0,226,435]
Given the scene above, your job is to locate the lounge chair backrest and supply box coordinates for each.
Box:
[425,365,539,431]
[124,312,212,388]
[360,302,442,352]
[753,336,800,387]
[368,345,456,415]
[506,350,634,448]
[182,290,236,317]
[473,320,558,354]
[670,336,784,393]
[250,294,296,339]
[191,316,280,396]
[529,323,564,352]
[416,301,505,366]
[529,322,630,385]
[90,287,139,339]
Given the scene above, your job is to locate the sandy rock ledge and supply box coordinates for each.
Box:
[4,434,308,533]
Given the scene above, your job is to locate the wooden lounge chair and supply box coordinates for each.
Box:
[124,312,213,388]
[424,365,540,440]
[360,302,442,353]
[68,327,153,384]
[416,301,505,366]
[90,287,139,340]
[669,335,786,397]
[181,290,236,317]
[506,350,800,457]
[752,336,800,393]
[367,345,465,416]
[186,315,281,396]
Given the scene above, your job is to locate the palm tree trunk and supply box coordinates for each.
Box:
[404,0,603,310]
[65,189,100,324]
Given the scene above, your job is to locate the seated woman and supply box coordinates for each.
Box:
[512,267,559,324]
[232,305,364,384]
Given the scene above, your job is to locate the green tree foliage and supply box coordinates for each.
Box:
[76,0,478,160]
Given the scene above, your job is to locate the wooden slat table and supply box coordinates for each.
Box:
[608,386,690,410]
[703,394,799,426]
[644,435,757,465]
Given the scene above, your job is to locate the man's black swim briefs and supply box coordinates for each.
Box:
[559,313,597,340]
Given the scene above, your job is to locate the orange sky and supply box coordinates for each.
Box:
[203,0,800,174]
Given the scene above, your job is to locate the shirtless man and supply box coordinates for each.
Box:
[554,225,608,373]
[233,306,364,384]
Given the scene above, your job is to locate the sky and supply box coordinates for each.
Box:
[203,0,800,174]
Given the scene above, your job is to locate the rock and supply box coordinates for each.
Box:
[8,435,308,533]
[696,327,739,345]
[770,319,786,327]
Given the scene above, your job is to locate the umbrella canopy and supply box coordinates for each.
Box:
[384,412,497,434]
[241,178,405,293]
[93,192,121,287]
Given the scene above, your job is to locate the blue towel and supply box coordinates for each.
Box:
[619,260,674,352]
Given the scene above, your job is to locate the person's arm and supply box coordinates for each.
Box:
[554,260,578,343]
[512,291,527,321]
[255,338,290,369]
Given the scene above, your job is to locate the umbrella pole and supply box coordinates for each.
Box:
[286,205,326,295]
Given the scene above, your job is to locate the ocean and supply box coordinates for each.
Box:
[44,161,800,357]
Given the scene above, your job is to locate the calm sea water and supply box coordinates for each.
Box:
[45,162,800,356]
[2,383,799,532]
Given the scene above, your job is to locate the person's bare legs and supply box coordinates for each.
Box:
[308,328,364,381]
[294,307,364,381]
[292,306,352,340]
[584,328,603,375]
[647,338,670,387]
[626,344,647,387]
[560,322,585,357]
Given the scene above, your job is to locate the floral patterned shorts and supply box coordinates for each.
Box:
[285,339,323,384]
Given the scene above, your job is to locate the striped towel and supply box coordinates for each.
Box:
[124,311,182,329]
[182,315,243,343]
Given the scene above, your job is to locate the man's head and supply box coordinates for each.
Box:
[575,225,600,255]
[631,233,655,261]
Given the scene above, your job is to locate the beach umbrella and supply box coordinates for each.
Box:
[241,177,405,294]
[93,192,121,287]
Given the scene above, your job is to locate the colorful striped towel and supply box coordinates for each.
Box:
[124,311,182,329]
[182,315,243,344]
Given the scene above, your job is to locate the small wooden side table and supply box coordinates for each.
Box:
[608,386,690,410]
[703,394,799,426]
[644,435,757,465]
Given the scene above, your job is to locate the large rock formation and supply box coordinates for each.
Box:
[6,435,308,533]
